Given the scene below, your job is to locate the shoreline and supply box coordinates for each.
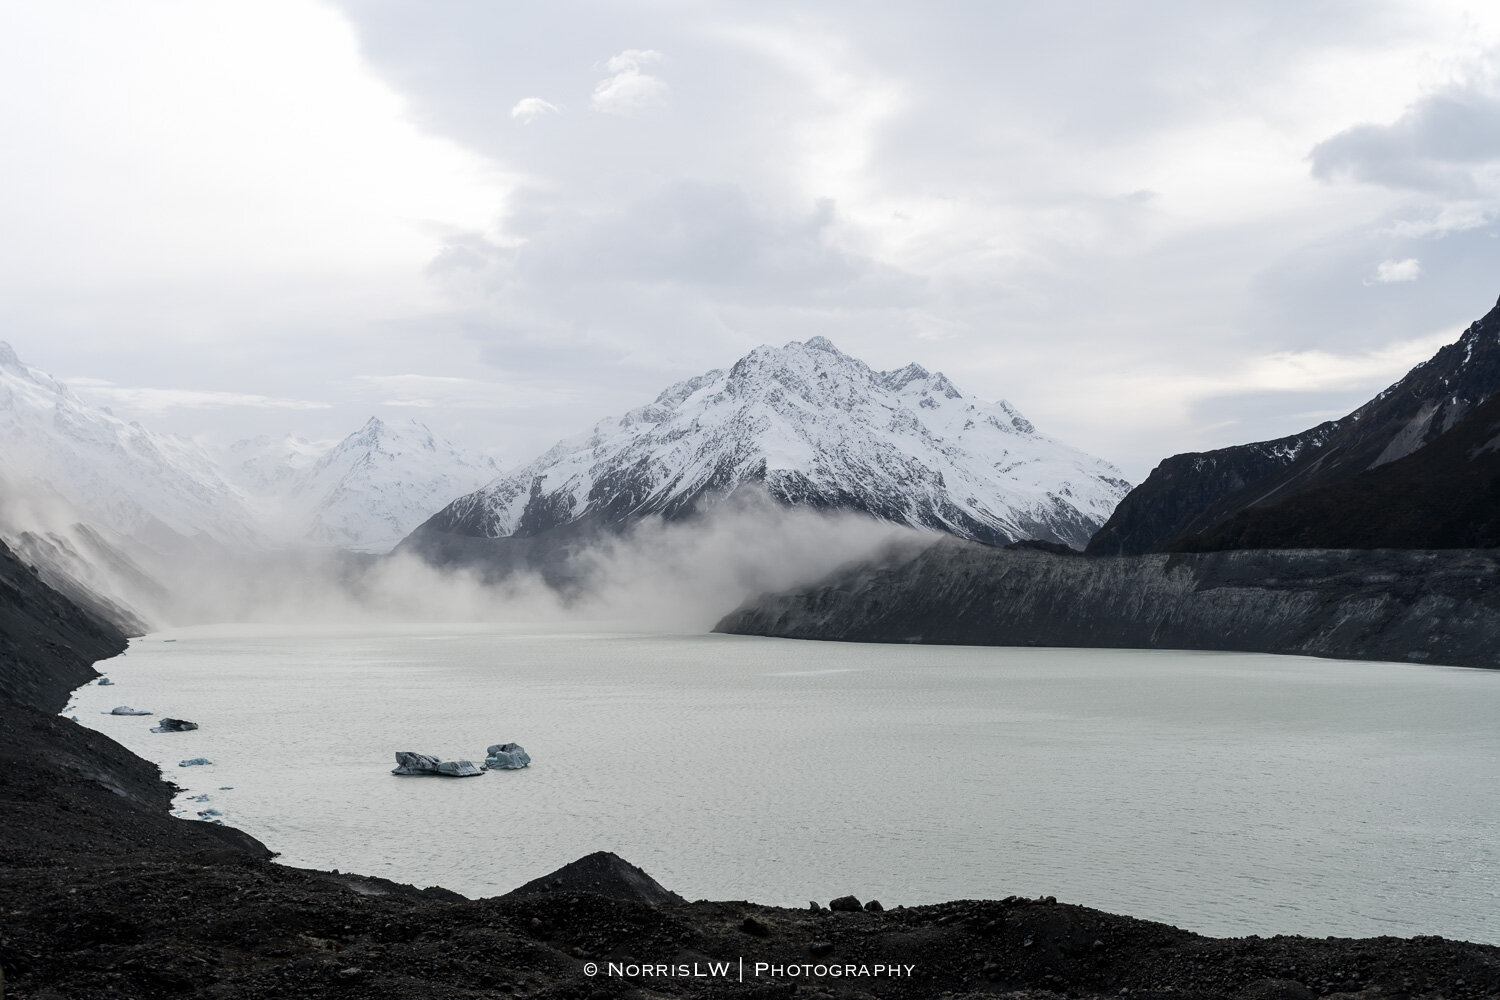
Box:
[6,677,1500,998]
[0,560,1495,996]
[58,625,1500,944]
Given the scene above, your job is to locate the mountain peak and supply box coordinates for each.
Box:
[418,339,1130,549]
[0,341,21,369]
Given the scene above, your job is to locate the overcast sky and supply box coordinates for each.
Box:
[4,0,1500,479]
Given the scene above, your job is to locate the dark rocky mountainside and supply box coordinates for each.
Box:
[0,535,131,712]
[716,538,1500,669]
[1177,390,1500,551]
[1089,294,1500,554]
[0,527,270,864]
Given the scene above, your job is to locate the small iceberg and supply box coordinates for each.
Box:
[484,742,531,770]
[197,807,224,819]
[105,706,151,716]
[391,751,484,777]
[178,758,212,767]
[150,718,199,733]
[97,677,114,686]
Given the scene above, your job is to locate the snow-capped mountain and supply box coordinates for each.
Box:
[0,342,260,548]
[420,336,1131,550]
[225,432,333,496]
[290,417,503,552]
[225,418,503,552]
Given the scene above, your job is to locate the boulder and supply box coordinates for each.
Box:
[484,742,531,769]
[105,706,151,716]
[829,895,863,912]
[178,758,212,767]
[391,752,483,777]
[150,718,198,733]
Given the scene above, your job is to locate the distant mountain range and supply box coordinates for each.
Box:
[411,336,1131,566]
[0,342,261,550]
[0,342,503,557]
[225,418,502,553]
[1088,294,1500,554]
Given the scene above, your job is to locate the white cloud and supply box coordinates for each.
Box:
[1384,206,1494,238]
[511,97,559,123]
[604,48,661,75]
[349,373,563,410]
[18,1,1500,478]
[591,49,669,115]
[1369,257,1423,283]
[68,380,332,414]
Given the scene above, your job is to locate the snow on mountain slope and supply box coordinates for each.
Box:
[289,417,503,552]
[0,342,261,548]
[224,418,503,552]
[425,337,1131,549]
[225,432,334,496]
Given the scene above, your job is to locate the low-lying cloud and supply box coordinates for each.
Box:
[139,492,932,634]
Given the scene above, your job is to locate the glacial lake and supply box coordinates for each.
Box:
[69,624,1500,944]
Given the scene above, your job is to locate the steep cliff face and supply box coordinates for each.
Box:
[716,538,1500,669]
[1176,391,1500,551]
[1088,294,1500,554]
[0,536,128,714]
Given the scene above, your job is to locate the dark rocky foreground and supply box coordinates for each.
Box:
[3,544,1499,998]
[5,718,1500,1000]
[715,538,1500,670]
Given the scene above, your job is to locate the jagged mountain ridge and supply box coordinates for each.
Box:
[1173,389,1500,551]
[0,342,502,557]
[0,342,260,549]
[1088,294,1500,555]
[288,417,503,552]
[419,336,1131,550]
[225,418,503,552]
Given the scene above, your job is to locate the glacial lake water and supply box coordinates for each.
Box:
[69,623,1500,944]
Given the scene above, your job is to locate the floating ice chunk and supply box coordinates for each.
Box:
[391,751,483,777]
[484,742,531,770]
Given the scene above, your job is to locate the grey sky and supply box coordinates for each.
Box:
[3,0,1500,479]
